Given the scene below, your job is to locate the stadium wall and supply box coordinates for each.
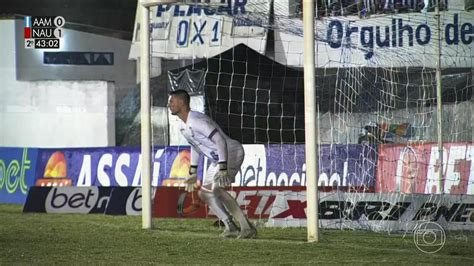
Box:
[0,19,116,148]
[13,18,136,102]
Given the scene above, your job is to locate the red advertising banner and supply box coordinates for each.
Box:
[376,142,473,194]
[153,186,305,219]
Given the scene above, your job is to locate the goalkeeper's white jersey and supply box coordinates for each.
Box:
[179,111,242,163]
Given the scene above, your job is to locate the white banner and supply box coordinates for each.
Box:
[130,0,270,59]
[267,192,474,232]
[273,5,474,68]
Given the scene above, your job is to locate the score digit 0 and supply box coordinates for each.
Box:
[54,16,65,28]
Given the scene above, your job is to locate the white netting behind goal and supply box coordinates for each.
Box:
[143,0,473,237]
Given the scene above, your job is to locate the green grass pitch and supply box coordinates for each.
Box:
[1,204,473,264]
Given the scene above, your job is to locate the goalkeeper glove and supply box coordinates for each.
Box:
[214,162,231,188]
[185,165,198,192]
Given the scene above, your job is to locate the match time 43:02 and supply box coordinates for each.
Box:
[34,39,60,49]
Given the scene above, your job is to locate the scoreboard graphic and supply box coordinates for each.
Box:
[24,16,65,49]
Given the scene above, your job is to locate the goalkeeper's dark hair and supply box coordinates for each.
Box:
[169,89,190,106]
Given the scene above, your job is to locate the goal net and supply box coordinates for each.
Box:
[134,0,473,237]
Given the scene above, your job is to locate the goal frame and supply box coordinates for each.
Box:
[138,0,322,243]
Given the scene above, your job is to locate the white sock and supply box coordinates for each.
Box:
[198,189,233,230]
[213,187,253,230]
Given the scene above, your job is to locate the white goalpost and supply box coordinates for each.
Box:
[139,0,152,230]
[139,0,181,230]
[302,0,319,242]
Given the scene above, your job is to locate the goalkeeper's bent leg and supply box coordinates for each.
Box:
[213,187,254,231]
[198,188,238,236]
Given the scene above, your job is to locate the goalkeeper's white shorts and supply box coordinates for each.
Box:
[202,144,244,187]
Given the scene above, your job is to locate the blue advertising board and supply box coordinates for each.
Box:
[32,144,376,189]
[233,144,377,188]
[0,147,39,204]
[35,146,203,187]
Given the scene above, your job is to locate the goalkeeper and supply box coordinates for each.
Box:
[168,89,257,239]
